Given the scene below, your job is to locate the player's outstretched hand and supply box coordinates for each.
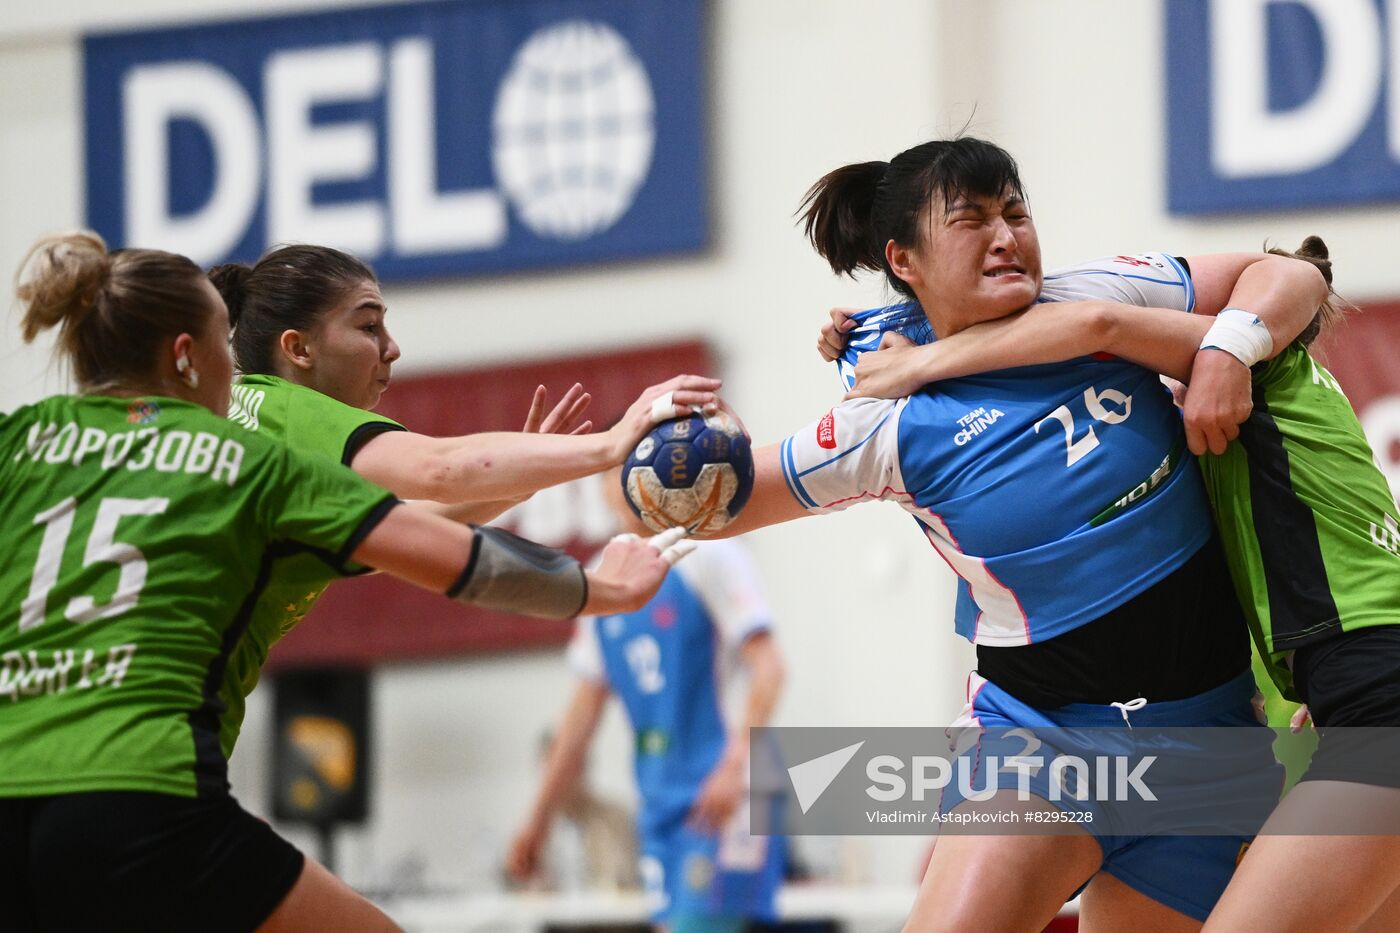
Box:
[523,382,593,436]
[817,307,860,362]
[504,823,547,885]
[583,528,696,615]
[688,754,746,834]
[844,332,921,399]
[1290,705,1313,734]
[605,375,723,462]
[1184,348,1254,455]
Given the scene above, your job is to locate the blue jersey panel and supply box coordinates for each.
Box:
[813,255,1210,644]
[897,358,1211,642]
[596,570,728,834]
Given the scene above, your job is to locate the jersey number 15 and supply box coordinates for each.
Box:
[19,496,169,632]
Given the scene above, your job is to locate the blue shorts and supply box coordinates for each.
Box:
[640,798,785,923]
[941,670,1283,922]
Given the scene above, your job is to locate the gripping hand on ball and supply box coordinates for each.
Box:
[606,375,722,463]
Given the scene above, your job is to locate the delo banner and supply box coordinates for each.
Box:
[83,0,706,280]
[1165,0,1400,214]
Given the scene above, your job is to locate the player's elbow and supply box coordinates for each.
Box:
[747,636,786,691]
[1083,301,1123,353]
[1265,253,1329,302]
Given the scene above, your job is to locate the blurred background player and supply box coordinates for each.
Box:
[0,231,692,932]
[511,727,642,895]
[507,462,787,933]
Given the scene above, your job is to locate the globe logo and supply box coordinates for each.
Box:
[492,20,657,241]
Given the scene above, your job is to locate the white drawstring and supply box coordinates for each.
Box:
[1110,697,1148,727]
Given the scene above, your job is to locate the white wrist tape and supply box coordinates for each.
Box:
[1200,308,1272,368]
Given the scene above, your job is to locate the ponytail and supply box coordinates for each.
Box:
[800,161,889,278]
[1267,235,1345,348]
[17,231,110,346]
[14,230,213,391]
[208,262,254,329]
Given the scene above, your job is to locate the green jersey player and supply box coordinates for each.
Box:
[0,232,692,933]
[836,237,1400,933]
[207,247,723,758]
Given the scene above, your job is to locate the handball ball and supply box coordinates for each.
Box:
[621,412,754,534]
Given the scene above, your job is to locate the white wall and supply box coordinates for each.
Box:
[4,0,1399,899]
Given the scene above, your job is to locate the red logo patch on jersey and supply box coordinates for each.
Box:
[652,603,677,628]
[817,410,838,449]
[1113,255,1153,268]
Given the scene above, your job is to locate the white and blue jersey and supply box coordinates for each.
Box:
[786,253,1208,646]
[568,539,784,921]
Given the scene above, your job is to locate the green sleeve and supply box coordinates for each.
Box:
[231,375,406,466]
[255,443,400,573]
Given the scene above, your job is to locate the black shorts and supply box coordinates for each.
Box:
[0,790,305,933]
[1295,625,1400,789]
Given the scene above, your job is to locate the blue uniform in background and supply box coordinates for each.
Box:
[568,540,785,925]
[790,254,1279,921]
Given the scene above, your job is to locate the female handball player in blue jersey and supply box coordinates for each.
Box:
[829,237,1400,933]
[694,137,1327,932]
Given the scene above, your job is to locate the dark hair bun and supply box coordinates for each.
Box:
[207,262,253,327]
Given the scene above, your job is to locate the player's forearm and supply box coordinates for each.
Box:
[355,512,597,619]
[1093,304,1211,383]
[1214,254,1328,357]
[413,497,524,525]
[430,432,621,502]
[524,686,607,831]
[899,301,1207,385]
[694,444,808,539]
[720,636,785,767]
[358,430,617,503]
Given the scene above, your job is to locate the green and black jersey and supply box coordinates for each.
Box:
[1201,344,1400,698]
[0,395,396,798]
[218,373,405,757]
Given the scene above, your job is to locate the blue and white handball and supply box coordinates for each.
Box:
[621,412,754,534]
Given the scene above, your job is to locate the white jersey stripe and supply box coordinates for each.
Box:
[917,510,1030,646]
[780,437,819,508]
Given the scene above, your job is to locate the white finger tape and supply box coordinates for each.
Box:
[648,527,688,552]
[649,391,676,424]
[662,540,698,566]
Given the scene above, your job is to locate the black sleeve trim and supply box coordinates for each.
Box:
[1175,256,1191,278]
[572,569,589,619]
[332,495,402,572]
[342,421,408,466]
[447,527,485,598]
